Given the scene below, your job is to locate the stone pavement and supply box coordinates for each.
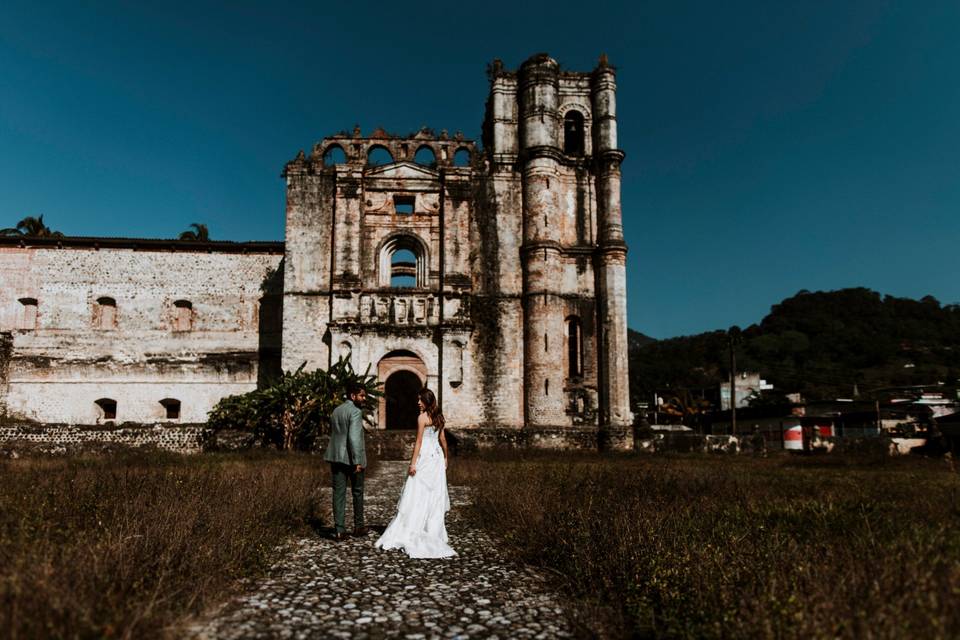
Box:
[186,461,578,640]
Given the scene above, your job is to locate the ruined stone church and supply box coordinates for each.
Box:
[0,54,632,447]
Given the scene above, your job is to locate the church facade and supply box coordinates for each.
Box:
[0,54,632,445]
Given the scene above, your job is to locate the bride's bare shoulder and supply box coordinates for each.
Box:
[417,412,433,427]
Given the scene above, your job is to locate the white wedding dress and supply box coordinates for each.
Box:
[375,425,457,558]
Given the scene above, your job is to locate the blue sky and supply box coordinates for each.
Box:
[1,1,957,338]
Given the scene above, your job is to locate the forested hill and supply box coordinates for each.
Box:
[628,288,960,406]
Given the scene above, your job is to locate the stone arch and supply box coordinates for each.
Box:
[95,397,117,421]
[377,232,428,288]
[95,296,117,330]
[453,147,472,167]
[173,299,193,331]
[367,144,394,166]
[559,102,591,120]
[159,398,181,420]
[323,143,348,165]
[563,110,585,156]
[413,144,437,167]
[377,349,427,429]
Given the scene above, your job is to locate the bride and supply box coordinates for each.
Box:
[375,388,456,558]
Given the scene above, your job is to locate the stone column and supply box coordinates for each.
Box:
[519,54,567,427]
[592,60,633,428]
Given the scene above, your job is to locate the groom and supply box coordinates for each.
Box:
[324,382,368,541]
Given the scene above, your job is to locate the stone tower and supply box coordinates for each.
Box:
[281,53,633,447]
[486,53,632,435]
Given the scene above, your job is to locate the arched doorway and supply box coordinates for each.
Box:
[377,350,427,429]
[384,370,423,429]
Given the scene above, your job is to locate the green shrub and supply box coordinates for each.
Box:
[208,356,380,450]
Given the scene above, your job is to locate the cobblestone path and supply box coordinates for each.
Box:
[186,461,577,640]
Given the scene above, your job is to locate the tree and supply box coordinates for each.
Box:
[207,356,381,450]
[658,389,712,425]
[178,223,210,242]
[0,215,64,238]
[629,288,960,404]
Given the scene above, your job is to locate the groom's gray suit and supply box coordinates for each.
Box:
[324,398,367,534]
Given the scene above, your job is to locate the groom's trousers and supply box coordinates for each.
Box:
[330,463,364,533]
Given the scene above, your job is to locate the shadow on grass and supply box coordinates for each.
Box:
[450,450,960,639]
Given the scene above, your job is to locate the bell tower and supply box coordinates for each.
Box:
[496,52,634,433]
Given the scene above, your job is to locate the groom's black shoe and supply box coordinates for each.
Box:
[352,526,370,537]
[332,531,348,542]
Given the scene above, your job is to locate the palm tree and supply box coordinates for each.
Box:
[0,215,65,237]
[178,223,210,242]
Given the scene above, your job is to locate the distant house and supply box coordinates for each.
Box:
[719,372,774,410]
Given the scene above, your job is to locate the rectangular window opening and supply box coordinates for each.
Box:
[394,196,415,216]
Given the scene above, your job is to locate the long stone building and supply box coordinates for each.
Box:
[0,53,632,447]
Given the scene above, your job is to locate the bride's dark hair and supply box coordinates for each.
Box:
[418,388,445,431]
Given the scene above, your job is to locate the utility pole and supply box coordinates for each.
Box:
[729,338,737,436]
[727,327,742,437]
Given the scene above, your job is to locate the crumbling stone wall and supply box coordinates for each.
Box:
[280,53,633,444]
[0,241,283,424]
[0,53,633,451]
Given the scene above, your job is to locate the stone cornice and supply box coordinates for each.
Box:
[0,236,284,254]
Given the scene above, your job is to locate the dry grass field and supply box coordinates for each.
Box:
[0,450,330,640]
[450,451,960,639]
[3,446,957,640]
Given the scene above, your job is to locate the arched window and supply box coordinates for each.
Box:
[453,148,471,167]
[173,299,193,332]
[17,298,37,330]
[159,398,181,420]
[367,145,393,166]
[95,297,117,330]
[379,235,426,288]
[414,145,436,167]
[95,398,117,421]
[391,249,417,288]
[567,316,583,378]
[323,144,347,165]
[563,111,585,156]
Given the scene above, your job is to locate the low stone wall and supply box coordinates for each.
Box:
[0,422,211,455]
[0,422,635,458]
[449,426,634,453]
[319,426,635,460]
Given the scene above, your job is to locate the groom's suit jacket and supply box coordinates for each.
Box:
[324,399,367,468]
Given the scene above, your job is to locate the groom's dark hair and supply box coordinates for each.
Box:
[346,381,364,397]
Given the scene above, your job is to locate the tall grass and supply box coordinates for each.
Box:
[451,453,960,639]
[0,450,329,639]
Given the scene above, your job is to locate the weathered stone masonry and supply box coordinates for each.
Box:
[0,53,632,448]
[0,237,283,425]
[282,53,633,443]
